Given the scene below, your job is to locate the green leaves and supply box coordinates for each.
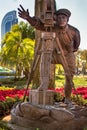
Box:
[1,21,35,78]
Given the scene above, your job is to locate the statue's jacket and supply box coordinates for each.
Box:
[31,16,81,75]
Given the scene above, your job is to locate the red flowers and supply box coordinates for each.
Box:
[0,86,87,102]
[71,87,87,99]
[0,88,29,101]
[50,87,87,99]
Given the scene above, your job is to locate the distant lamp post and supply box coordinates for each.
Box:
[82,60,86,75]
[76,54,81,75]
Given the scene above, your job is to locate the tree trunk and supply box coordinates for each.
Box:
[32,0,56,89]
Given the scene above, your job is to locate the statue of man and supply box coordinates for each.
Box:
[18,5,80,106]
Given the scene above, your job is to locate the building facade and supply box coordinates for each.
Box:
[1,10,18,39]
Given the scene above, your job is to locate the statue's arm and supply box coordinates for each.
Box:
[18,5,44,31]
[73,29,81,52]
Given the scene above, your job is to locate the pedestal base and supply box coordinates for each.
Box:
[29,89,54,105]
[10,102,87,130]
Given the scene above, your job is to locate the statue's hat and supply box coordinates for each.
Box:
[55,8,71,17]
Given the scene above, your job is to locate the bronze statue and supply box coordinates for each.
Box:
[18,4,80,107]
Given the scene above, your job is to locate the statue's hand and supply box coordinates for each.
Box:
[18,5,29,20]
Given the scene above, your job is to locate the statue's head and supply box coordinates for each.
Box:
[54,8,71,27]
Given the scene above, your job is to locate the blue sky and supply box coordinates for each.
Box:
[0,0,87,50]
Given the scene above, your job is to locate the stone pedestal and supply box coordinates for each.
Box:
[10,102,87,130]
[29,89,54,105]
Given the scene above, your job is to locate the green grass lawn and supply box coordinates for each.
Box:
[55,75,87,88]
[0,75,87,89]
[74,75,87,87]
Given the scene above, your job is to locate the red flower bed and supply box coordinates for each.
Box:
[50,87,87,99]
[0,88,29,101]
[0,86,87,102]
[72,87,87,99]
[0,86,87,117]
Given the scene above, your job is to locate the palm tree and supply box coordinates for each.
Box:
[1,22,35,79]
[19,21,35,40]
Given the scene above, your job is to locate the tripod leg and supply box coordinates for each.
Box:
[38,36,53,91]
[38,52,52,91]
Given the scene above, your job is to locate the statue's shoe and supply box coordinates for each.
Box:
[64,98,73,108]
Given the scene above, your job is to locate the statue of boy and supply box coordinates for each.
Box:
[18,5,80,106]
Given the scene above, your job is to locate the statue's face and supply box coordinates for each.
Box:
[56,14,68,27]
